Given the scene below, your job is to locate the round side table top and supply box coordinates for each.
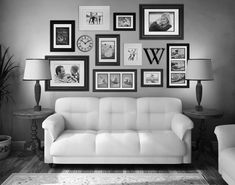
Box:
[183,108,223,120]
[13,108,54,120]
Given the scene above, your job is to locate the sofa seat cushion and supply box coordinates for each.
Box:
[220,147,235,180]
[51,130,186,157]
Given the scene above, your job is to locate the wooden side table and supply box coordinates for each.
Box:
[13,108,54,158]
[183,109,223,159]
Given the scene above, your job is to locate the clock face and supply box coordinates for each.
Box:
[77,35,93,52]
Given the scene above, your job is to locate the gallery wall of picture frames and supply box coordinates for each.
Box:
[47,4,191,92]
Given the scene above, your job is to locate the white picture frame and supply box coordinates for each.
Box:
[124,43,142,66]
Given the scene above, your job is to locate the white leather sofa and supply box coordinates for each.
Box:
[42,97,193,165]
[214,125,235,185]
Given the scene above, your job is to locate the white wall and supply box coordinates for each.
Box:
[0,0,235,141]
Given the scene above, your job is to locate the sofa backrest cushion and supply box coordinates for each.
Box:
[55,97,182,130]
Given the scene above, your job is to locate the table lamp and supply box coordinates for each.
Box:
[186,59,213,111]
[23,59,51,111]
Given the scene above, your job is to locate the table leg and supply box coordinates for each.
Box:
[195,119,206,159]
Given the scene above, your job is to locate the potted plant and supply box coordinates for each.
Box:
[0,45,18,160]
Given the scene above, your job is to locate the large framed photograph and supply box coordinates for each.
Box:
[124,43,142,66]
[139,4,184,40]
[45,55,89,91]
[95,34,120,66]
[79,6,110,30]
[166,43,189,88]
[93,69,137,92]
[50,20,75,52]
[141,69,163,87]
[113,12,136,31]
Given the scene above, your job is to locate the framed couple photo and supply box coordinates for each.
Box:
[113,12,136,31]
[139,4,184,39]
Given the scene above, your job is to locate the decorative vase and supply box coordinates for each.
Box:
[0,135,11,160]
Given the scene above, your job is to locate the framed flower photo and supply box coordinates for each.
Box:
[166,43,190,88]
[93,69,137,92]
[139,4,184,40]
[95,34,120,66]
[45,55,89,91]
[79,6,110,30]
[113,12,136,31]
[141,69,163,87]
[124,43,142,66]
[50,20,75,52]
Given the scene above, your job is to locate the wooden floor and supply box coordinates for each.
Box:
[0,150,227,185]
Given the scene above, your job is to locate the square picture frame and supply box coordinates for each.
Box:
[79,6,110,30]
[45,55,89,91]
[95,34,120,66]
[124,43,142,66]
[93,69,137,92]
[113,12,136,31]
[139,4,184,40]
[166,43,190,88]
[141,69,163,87]
[50,20,75,52]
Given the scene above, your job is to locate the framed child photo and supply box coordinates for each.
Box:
[141,69,163,87]
[50,20,75,52]
[95,34,120,66]
[113,12,136,31]
[139,4,184,40]
[166,43,190,88]
[79,6,110,30]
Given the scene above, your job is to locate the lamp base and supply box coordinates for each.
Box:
[195,105,203,111]
[34,105,41,111]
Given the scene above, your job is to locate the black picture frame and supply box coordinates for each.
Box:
[141,69,163,87]
[166,43,190,88]
[113,12,136,31]
[93,69,137,92]
[45,55,89,91]
[50,20,75,52]
[139,4,184,40]
[95,34,120,66]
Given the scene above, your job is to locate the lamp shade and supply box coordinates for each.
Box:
[23,59,51,80]
[186,59,213,81]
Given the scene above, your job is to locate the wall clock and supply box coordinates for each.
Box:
[77,35,93,52]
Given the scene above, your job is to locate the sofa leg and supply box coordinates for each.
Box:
[48,163,54,168]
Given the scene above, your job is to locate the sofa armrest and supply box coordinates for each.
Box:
[214,124,235,152]
[42,113,65,141]
[171,113,194,140]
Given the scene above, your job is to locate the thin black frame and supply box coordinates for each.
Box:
[45,55,89,91]
[113,12,136,31]
[50,20,75,52]
[95,34,120,66]
[93,69,137,92]
[141,69,163,87]
[139,4,184,40]
[166,43,189,88]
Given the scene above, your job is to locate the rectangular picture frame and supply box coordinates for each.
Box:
[141,69,163,87]
[95,34,120,66]
[45,55,89,91]
[139,4,184,40]
[93,69,137,92]
[113,12,136,31]
[124,43,142,66]
[166,43,189,88]
[79,6,110,30]
[50,20,75,52]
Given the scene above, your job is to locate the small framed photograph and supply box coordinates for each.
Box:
[79,6,110,30]
[95,34,120,66]
[167,43,189,88]
[141,69,163,87]
[124,43,142,66]
[139,4,184,40]
[45,55,89,91]
[113,12,136,31]
[50,20,75,52]
[93,69,137,92]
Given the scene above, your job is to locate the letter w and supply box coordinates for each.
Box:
[143,48,165,65]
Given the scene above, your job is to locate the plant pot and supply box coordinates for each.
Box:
[0,135,11,160]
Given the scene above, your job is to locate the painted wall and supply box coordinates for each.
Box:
[0,0,235,142]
